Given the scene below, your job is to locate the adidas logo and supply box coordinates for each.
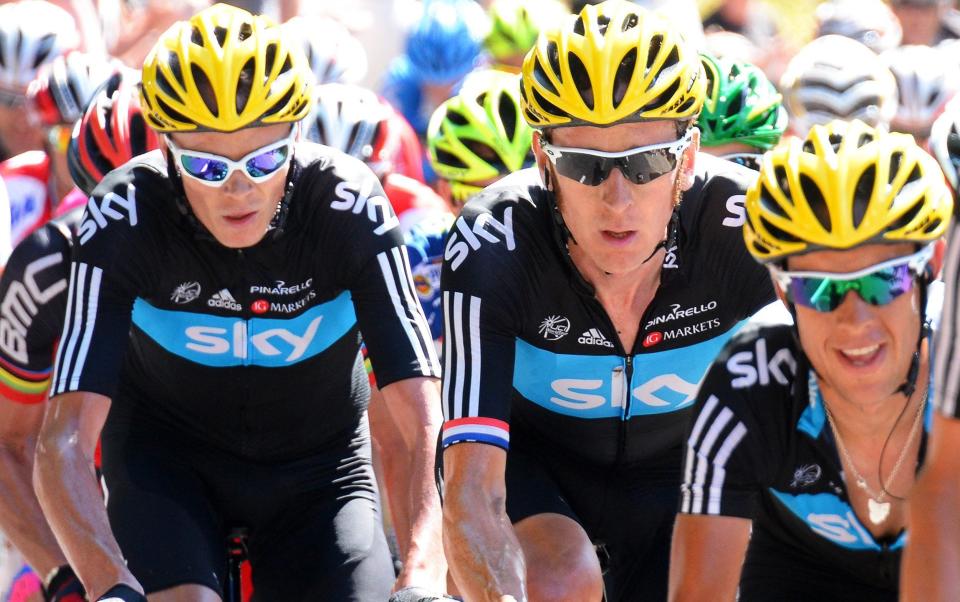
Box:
[207,288,242,311]
[578,328,614,348]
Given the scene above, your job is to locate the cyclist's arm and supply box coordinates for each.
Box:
[669,514,750,602]
[443,442,525,601]
[379,376,446,591]
[34,391,142,599]
[0,398,67,578]
[902,412,960,601]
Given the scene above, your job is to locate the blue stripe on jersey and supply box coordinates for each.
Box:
[513,321,746,419]
[131,291,357,367]
[769,489,906,551]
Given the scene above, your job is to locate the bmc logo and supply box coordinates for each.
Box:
[185,317,322,362]
[445,207,516,271]
[0,253,67,364]
[79,186,138,245]
[549,373,697,412]
[722,195,746,228]
[726,338,796,389]
[331,181,399,235]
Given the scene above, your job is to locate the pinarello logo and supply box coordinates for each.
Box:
[642,331,663,348]
[251,299,269,314]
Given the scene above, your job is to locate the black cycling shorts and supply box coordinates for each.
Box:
[100,407,393,600]
[503,437,683,602]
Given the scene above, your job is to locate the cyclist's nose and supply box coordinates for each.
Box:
[222,169,255,195]
[600,166,632,208]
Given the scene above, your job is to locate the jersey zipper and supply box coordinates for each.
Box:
[617,355,635,462]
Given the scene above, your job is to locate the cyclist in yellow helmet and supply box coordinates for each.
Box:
[670,120,952,601]
[439,2,776,600]
[33,4,447,601]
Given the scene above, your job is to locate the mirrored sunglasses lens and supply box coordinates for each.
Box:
[788,264,915,312]
[857,265,914,305]
[554,152,612,185]
[246,145,290,178]
[620,148,677,184]
[181,155,229,182]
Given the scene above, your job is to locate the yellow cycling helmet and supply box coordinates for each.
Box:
[140,3,313,132]
[519,0,704,129]
[744,119,953,263]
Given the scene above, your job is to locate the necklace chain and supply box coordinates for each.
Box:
[813,372,927,503]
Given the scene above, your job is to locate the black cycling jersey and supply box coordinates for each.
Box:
[440,156,775,467]
[51,143,440,461]
[0,206,82,404]
[680,301,939,600]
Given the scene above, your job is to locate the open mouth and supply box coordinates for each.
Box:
[601,230,637,243]
[836,343,883,368]
[224,211,257,226]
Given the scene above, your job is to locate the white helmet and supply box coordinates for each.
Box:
[780,35,898,136]
[929,100,960,192]
[306,83,389,160]
[0,0,80,91]
[815,0,902,53]
[282,15,367,85]
[882,45,960,139]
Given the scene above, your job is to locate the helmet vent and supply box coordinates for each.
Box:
[263,85,294,119]
[568,51,593,110]
[596,15,611,36]
[857,132,874,148]
[191,65,218,117]
[852,164,876,228]
[236,57,255,114]
[888,195,924,231]
[621,12,639,32]
[802,139,815,154]
[264,42,278,76]
[703,62,717,100]
[500,93,517,139]
[156,96,190,126]
[800,173,833,232]
[646,35,663,73]
[238,22,253,42]
[447,109,469,126]
[190,26,204,47]
[436,148,469,169]
[889,151,903,183]
[761,215,801,243]
[466,140,504,171]
[759,183,787,218]
[828,133,843,152]
[642,79,679,113]
[534,56,558,96]
[573,15,586,36]
[531,87,563,120]
[213,26,228,48]
[546,41,562,85]
[33,35,55,69]
[155,63,182,104]
[727,89,744,119]
[613,48,637,108]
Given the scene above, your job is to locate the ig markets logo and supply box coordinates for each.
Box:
[251,299,270,314]
[642,331,663,348]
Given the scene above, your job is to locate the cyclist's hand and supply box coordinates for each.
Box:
[96,584,147,602]
[387,586,463,602]
[43,565,85,602]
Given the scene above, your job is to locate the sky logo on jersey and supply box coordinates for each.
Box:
[207,289,241,311]
[513,323,744,418]
[78,185,138,245]
[722,195,746,228]
[131,291,356,367]
[578,328,614,348]
[444,208,516,271]
[726,338,796,389]
[331,180,399,235]
[769,489,904,551]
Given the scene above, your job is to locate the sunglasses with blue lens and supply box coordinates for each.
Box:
[166,126,297,187]
[768,245,933,313]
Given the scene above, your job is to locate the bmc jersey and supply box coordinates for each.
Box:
[439,156,774,466]
[51,144,440,461]
[0,151,53,246]
[0,207,83,403]
[679,298,940,598]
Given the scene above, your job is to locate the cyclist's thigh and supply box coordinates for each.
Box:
[243,429,393,602]
[101,428,225,596]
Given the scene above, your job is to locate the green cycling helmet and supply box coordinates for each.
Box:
[484,0,567,62]
[697,53,787,151]
[427,70,534,183]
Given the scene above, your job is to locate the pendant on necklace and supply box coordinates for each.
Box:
[868,498,891,524]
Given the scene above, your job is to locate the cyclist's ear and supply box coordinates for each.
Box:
[532,132,552,191]
[928,238,947,281]
[679,127,699,191]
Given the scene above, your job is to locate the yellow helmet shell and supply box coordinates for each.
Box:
[519,0,704,129]
[744,119,953,263]
[140,3,313,132]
